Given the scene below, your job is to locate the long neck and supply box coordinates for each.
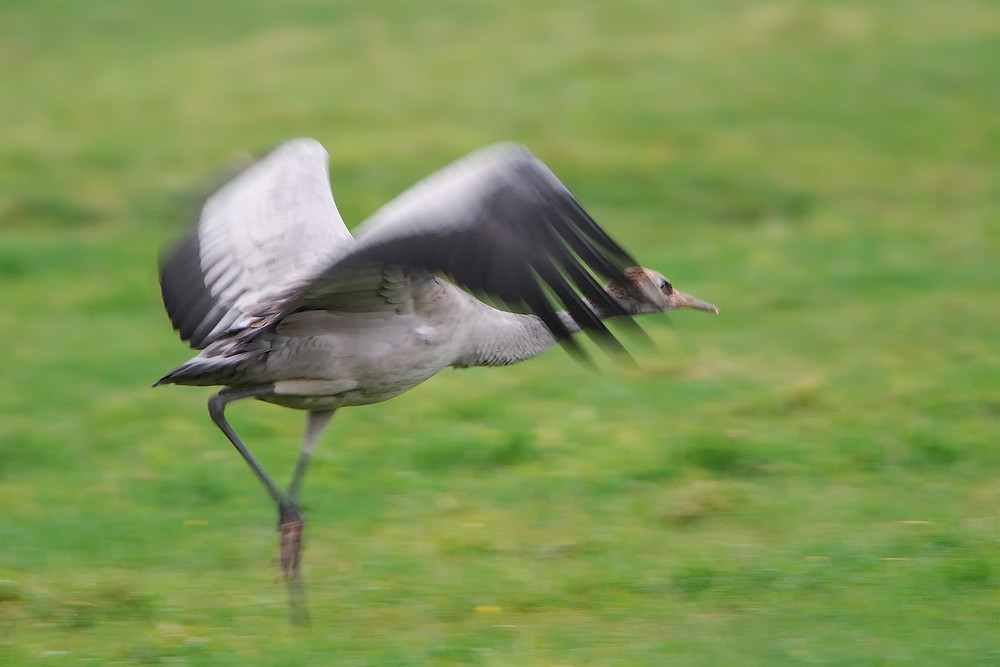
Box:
[454,299,613,368]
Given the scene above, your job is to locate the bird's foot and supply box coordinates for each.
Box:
[278,501,309,625]
[277,502,305,582]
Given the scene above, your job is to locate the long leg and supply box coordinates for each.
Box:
[276,409,334,619]
[208,386,285,505]
[288,410,335,502]
[207,386,309,623]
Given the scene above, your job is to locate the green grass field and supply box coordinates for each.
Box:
[2,0,999,663]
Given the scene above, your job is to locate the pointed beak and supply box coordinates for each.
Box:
[672,289,719,314]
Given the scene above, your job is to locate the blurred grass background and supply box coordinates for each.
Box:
[1,0,998,663]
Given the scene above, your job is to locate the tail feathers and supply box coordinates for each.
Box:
[154,352,256,387]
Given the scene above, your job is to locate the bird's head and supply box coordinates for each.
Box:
[606,267,719,316]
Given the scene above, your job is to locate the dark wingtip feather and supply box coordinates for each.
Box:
[159,231,219,349]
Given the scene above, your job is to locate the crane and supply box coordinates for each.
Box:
[156,138,718,616]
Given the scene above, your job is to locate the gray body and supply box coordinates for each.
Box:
[169,274,560,411]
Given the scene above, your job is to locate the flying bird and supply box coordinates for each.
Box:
[156,139,717,615]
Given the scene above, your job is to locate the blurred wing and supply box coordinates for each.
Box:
[159,138,354,349]
[289,143,640,354]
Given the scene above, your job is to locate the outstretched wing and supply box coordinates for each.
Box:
[159,139,354,349]
[288,143,640,354]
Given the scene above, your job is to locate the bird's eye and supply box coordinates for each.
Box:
[660,278,673,295]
